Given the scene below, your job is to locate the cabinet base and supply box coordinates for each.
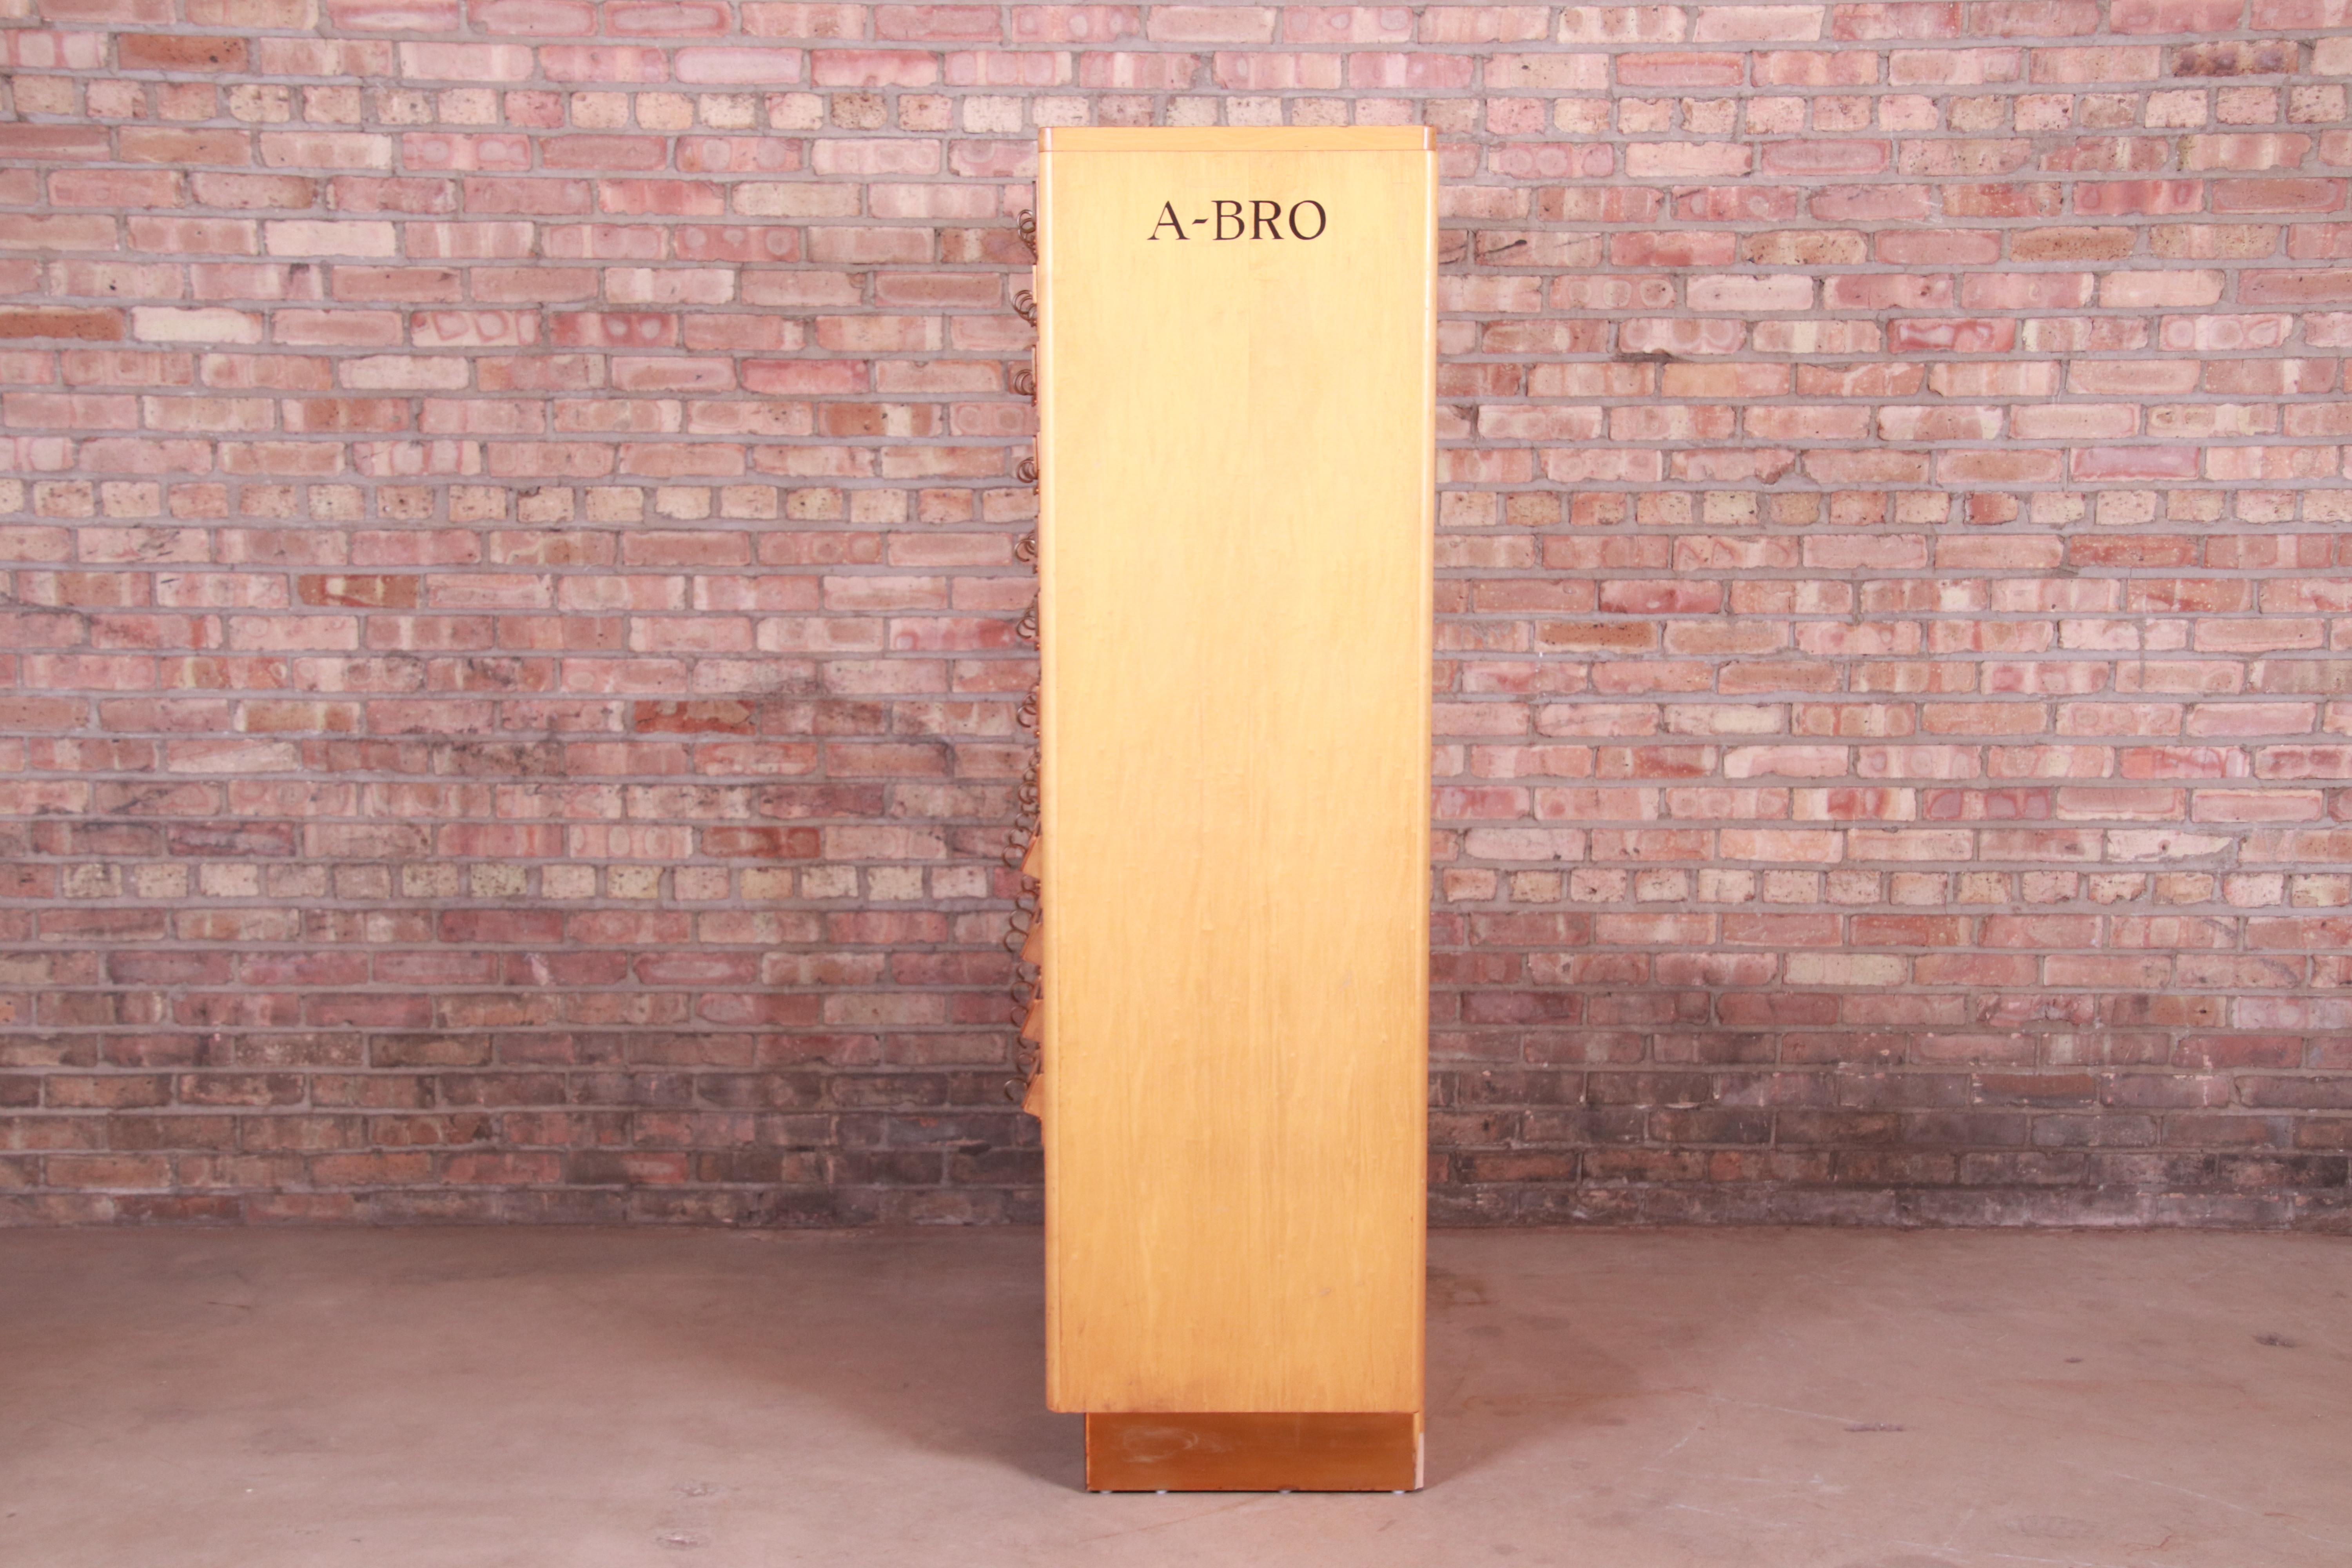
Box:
[1084,1412,1421,1493]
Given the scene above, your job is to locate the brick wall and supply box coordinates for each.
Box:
[2,2,2348,1228]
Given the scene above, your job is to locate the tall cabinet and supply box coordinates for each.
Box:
[1031,127,1437,1492]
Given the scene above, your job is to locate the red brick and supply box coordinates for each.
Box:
[1075,49,1201,86]
[540,45,671,81]
[609,0,734,31]
[1145,5,1276,41]
[2217,179,2343,213]
[1971,0,2100,31]
[2112,0,2245,27]
[1616,50,1747,85]
[674,45,806,82]
[812,47,942,84]
[2240,269,2352,304]
[0,5,2339,1229]
[1011,5,1143,41]
[119,33,249,70]
[2171,38,2300,74]
[0,308,125,341]
[1831,2,1962,38]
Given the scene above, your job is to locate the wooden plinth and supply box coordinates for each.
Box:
[1084,1413,1421,1493]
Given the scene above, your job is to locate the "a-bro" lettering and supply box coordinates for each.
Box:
[1148,200,1327,240]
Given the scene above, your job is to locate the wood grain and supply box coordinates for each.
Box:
[1037,129,1435,1418]
[1085,1413,1422,1493]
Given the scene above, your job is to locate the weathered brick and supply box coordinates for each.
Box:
[0,2,2338,1231]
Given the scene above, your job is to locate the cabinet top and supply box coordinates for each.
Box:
[1038,128,1435,153]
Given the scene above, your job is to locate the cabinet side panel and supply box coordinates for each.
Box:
[1042,147,1434,1414]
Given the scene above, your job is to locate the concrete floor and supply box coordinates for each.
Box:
[1,1229,2347,1568]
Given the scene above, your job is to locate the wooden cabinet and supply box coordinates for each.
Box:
[1030,128,1436,1492]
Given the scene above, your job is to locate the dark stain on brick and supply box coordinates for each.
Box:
[2171,39,2298,76]
[634,699,757,733]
